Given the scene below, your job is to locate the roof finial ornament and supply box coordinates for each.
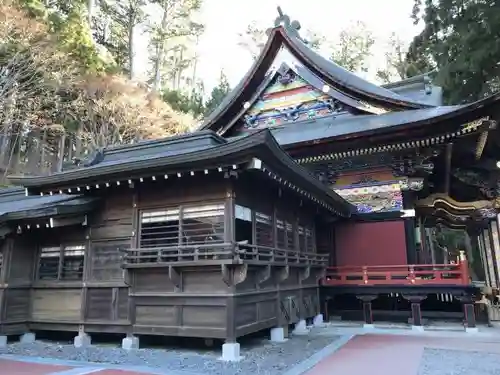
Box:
[267,6,306,43]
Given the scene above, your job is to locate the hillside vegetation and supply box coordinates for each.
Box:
[0,0,194,183]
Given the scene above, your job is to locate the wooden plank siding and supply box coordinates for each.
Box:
[0,175,329,339]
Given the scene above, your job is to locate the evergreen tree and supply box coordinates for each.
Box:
[406,0,500,104]
[204,71,231,116]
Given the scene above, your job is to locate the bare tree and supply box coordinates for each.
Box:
[329,21,375,73]
[376,32,411,84]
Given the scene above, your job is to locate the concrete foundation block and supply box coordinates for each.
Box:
[313,313,325,327]
[20,332,35,344]
[74,333,91,348]
[363,324,375,329]
[270,327,287,342]
[122,336,139,350]
[292,319,310,335]
[411,325,425,332]
[221,342,242,362]
[465,327,479,334]
[0,335,7,348]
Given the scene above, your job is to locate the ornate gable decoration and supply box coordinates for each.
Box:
[240,64,354,131]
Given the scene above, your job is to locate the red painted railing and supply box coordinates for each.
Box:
[322,259,470,287]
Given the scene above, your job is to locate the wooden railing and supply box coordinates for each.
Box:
[123,243,236,266]
[122,242,328,267]
[323,261,471,287]
[235,244,328,266]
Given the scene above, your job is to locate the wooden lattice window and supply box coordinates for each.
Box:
[61,245,85,280]
[140,209,180,248]
[38,246,62,280]
[181,204,224,245]
[276,219,286,249]
[306,227,315,253]
[298,225,306,252]
[0,249,3,278]
[38,244,85,281]
[91,242,127,280]
[256,212,274,247]
[285,221,295,250]
[139,203,225,248]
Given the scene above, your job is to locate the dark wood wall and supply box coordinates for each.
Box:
[0,174,326,339]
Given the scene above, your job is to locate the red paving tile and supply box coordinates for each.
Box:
[304,334,500,375]
[0,359,73,375]
[93,370,155,375]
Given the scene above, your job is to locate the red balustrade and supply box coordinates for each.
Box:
[322,259,470,287]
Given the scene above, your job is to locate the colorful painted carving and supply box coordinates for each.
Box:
[331,170,403,214]
[242,70,348,130]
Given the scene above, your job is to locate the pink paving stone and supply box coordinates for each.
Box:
[0,359,73,375]
[304,334,500,375]
[92,370,156,375]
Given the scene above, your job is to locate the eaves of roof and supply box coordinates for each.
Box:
[8,130,354,216]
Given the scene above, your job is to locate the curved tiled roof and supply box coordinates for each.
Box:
[8,130,355,216]
[199,26,435,135]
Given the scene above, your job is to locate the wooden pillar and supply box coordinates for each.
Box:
[464,302,477,329]
[488,219,500,287]
[457,294,477,329]
[403,295,427,326]
[482,228,498,288]
[402,192,417,264]
[224,184,235,243]
[356,295,377,325]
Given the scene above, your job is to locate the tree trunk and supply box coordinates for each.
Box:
[57,133,67,172]
[127,7,136,80]
[176,48,184,89]
[152,4,169,91]
[87,0,95,35]
[41,129,47,174]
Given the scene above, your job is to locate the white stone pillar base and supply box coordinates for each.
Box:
[270,327,287,342]
[411,325,425,332]
[220,342,243,362]
[74,333,91,348]
[20,332,35,344]
[465,327,479,334]
[313,313,325,327]
[122,336,139,350]
[292,319,310,335]
[363,324,375,329]
[0,335,7,348]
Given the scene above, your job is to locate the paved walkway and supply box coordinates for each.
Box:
[3,327,500,375]
[304,332,500,375]
[0,358,162,375]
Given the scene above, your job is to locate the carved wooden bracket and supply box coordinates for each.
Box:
[221,264,231,286]
[401,294,428,303]
[257,265,271,285]
[355,294,378,303]
[221,264,248,286]
[168,266,180,288]
[234,264,248,285]
[277,265,290,283]
[299,266,311,282]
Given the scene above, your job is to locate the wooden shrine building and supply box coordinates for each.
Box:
[1,7,500,360]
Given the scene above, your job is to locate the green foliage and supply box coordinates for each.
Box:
[18,0,107,73]
[407,0,500,104]
[161,87,205,117]
[204,71,231,116]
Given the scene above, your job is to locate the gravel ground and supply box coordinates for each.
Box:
[0,331,340,375]
[418,348,500,375]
